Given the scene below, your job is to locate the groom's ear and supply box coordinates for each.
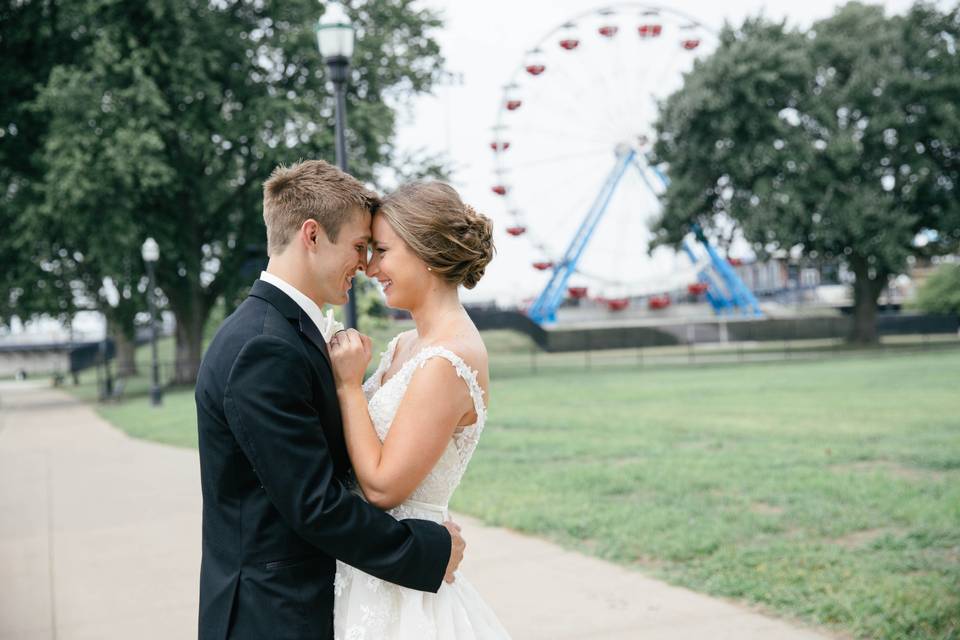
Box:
[300,219,321,249]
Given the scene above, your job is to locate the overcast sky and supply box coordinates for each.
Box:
[389,0,923,305]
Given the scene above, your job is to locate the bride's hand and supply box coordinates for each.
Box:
[443,521,465,584]
[329,329,372,389]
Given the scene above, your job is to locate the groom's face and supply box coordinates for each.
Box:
[309,207,372,306]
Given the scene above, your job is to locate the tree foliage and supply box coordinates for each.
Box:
[0,0,91,325]
[653,2,960,342]
[1,0,446,382]
[913,262,960,316]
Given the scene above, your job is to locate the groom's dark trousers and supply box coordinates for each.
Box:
[195,280,450,639]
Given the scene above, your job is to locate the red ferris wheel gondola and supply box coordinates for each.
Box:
[598,26,618,37]
[506,226,527,236]
[638,24,663,38]
[606,298,630,311]
[506,99,522,111]
[532,261,554,271]
[681,39,701,50]
[568,286,588,299]
[492,185,508,196]
[490,141,511,152]
[526,64,546,75]
[559,38,580,50]
[648,294,671,310]
[687,282,709,295]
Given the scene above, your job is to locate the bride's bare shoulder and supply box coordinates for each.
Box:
[434,327,488,375]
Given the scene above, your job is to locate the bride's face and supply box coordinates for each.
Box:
[367,213,429,310]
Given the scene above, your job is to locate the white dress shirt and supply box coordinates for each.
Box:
[258,271,341,341]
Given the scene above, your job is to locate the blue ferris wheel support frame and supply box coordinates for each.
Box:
[642,162,763,317]
[527,147,636,324]
[526,148,763,325]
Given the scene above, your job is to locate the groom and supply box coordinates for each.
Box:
[195,159,464,639]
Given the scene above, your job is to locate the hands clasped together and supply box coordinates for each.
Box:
[328,328,372,389]
[328,329,466,583]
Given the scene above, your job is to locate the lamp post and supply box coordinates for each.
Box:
[317,3,359,330]
[141,237,162,407]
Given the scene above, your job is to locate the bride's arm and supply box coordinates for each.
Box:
[332,336,473,510]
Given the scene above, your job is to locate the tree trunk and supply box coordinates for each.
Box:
[172,279,215,386]
[174,309,205,385]
[848,256,888,345]
[113,328,138,377]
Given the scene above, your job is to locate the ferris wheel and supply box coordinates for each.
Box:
[490,3,762,324]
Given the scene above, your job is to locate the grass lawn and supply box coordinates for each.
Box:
[458,349,960,640]
[63,331,959,639]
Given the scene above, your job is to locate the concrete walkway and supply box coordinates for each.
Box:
[0,382,837,640]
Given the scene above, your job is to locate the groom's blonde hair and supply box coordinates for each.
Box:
[262,159,379,256]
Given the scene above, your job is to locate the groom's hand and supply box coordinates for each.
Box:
[442,521,465,584]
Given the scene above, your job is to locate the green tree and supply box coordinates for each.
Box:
[7,0,445,382]
[652,2,960,343]
[913,262,960,316]
[0,0,91,328]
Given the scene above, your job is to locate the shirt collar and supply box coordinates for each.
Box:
[258,271,333,340]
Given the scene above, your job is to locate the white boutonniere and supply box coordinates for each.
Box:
[318,308,345,343]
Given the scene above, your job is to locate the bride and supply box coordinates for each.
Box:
[328,181,511,639]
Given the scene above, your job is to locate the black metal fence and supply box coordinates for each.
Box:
[465,307,960,353]
[488,331,960,380]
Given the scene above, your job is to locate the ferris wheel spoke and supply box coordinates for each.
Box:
[507,126,614,152]
[602,31,635,135]
[515,86,620,146]
[507,147,612,171]
[548,62,628,142]
[511,118,621,146]
[564,35,637,137]
[520,49,622,141]
[641,47,687,112]
[502,78,624,148]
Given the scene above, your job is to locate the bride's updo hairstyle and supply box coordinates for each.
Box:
[378,181,495,289]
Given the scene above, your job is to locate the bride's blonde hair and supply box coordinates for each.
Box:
[378,182,495,289]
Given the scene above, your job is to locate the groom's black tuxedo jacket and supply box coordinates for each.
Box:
[195,280,450,640]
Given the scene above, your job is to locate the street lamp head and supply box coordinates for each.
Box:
[141,237,160,263]
[316,3,354,61]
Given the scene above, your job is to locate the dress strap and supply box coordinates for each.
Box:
[410,346,487,428]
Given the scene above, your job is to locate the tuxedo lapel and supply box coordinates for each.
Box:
[248,279,331,371]
[299,311,332,371]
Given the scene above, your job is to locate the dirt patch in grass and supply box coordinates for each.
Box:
[749,501,785,515]
[828,527,908,549]
[830,460,945,482]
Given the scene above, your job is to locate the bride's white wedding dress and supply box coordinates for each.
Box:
[333,333,511,640]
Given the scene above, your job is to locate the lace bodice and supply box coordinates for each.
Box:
[360,332,488,522]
